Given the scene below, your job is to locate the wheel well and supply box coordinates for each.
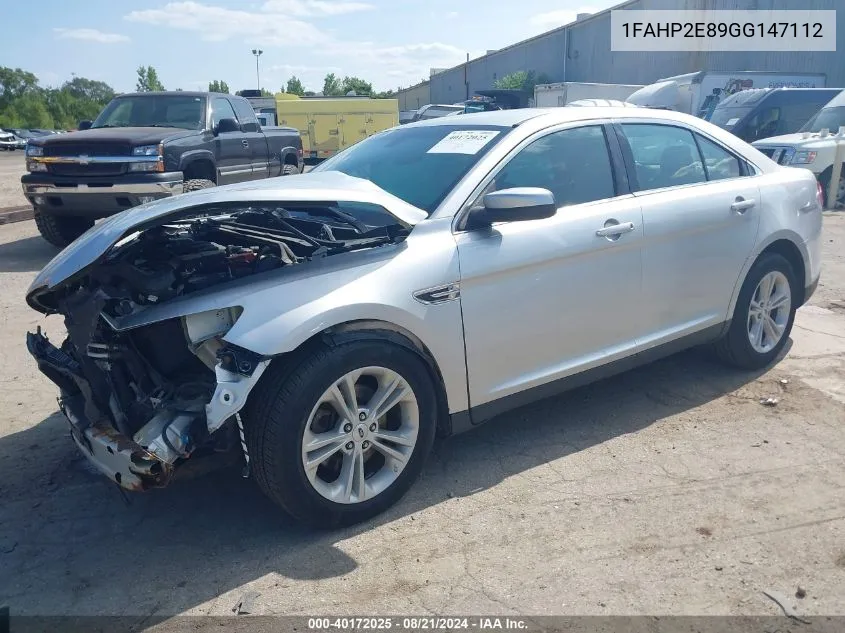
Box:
[283,152,298,166]
[759,239,806,303]
[183,159,216,183]
[268,320,453,437]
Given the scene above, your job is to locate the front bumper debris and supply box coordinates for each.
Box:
[27,329,172,491]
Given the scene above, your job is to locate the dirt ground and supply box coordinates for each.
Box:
[0,151,27,208]
[0,198,844,621]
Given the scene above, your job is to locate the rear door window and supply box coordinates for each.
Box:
[620,124,706,191]
[694,134,744,181]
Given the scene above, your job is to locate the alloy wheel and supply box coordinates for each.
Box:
[747,271,791,354]
[301,366,419,504]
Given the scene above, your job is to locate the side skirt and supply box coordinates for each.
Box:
[448,322,729,435]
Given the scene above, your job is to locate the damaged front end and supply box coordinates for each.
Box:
[25,197,410,491]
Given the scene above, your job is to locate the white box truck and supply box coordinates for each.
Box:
[534,82,644,107]
[625,71,827,119]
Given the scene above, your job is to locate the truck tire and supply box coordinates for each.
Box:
[33,207,94,248]
[282,163,299,176]
[819,168,845,209]
[183,178,215,193]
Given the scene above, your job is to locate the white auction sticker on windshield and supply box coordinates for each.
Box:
[427,130,500,154]
[725,117,740,127]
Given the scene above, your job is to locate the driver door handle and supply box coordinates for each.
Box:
[731,197,756,214]
[596,222,635,237]
[242,140,249,148]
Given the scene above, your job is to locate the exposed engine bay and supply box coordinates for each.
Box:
[26,202,408,490]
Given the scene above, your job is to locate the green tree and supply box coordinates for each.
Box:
[0,66,116,129]
[0,93,54,128]
[0,67,39,111]
[494,70,552,93]
[340,76,372,96]
[322,73,342,96]
[208,80,230,93]
[63,77,115,103]
[136,66,165,92]
[285,76,305,96]
[373,88,396,99]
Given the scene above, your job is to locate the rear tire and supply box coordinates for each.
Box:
[713,252,798,370]
[244,340,438,528]
[33,207,94,248]
[282,163,299,176]
[182,178,215,193]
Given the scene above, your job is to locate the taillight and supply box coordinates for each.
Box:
[817,179,825,209]
[297,148,303,159]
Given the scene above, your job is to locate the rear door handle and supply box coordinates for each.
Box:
[596,222,635,238]
[242,140,249,148]
[731,197,756,214]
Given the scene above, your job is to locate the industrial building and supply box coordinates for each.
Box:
[396,0,845,110]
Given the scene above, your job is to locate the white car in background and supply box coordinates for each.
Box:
[26,107,823,527]
[753,90,845,208]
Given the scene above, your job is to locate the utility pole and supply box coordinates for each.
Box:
[252,49,263,91]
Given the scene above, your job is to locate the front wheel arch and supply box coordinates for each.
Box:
[255,320,452,437]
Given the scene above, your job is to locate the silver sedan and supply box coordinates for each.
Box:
[26,107,823,527]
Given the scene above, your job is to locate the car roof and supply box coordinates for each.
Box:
[408,106,703,128]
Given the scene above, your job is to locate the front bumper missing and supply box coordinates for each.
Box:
[27,330,172,491]
[60,392,172,491]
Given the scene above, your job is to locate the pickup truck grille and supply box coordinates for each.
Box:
[43,143,132,176]
[43,143,132,157]
[48,163,127,177]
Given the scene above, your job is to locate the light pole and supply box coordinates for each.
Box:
[252,49,263,91]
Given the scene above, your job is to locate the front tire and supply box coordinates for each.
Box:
[33,207,94,248]
[244,340,438,528]
[714,252,798,369]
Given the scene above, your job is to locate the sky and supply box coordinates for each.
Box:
[4,0,617,94]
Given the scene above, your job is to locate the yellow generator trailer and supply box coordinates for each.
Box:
[274,96,399,160]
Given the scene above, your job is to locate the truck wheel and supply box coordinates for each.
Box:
[819,169,845,208]
[33,207,94,248]
[244,340,438,528]
[282,164,299,176]
[183,178,215,193]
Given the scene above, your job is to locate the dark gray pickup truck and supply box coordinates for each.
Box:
[22,91,304,246]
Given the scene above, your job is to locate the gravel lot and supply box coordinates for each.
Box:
[0,151,27,209]
[0,160,843,622]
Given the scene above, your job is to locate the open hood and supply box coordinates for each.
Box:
[26,171,427,306]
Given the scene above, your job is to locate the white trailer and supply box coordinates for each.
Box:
[533,82,644,107]
[625,71,827,119]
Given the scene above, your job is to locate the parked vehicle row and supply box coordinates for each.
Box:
[21,91,303,247]
[25,106,822,527]
[753,89,845,207]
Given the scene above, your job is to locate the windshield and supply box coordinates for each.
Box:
[800,106,845,133]
[92,95,206,130]
[709,106,753,128]
[313,124,510,214]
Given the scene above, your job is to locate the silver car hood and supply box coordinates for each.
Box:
[27,171,427,303]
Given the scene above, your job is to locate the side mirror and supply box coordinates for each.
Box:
[468,187,557,229]
[78,120,92,131]
[214,118,240,135]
